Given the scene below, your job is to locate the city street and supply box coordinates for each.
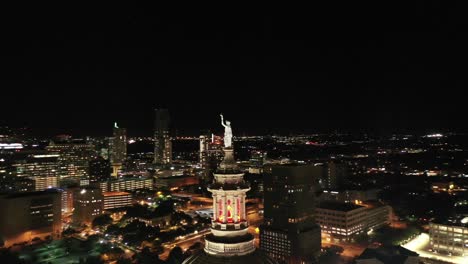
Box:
[322,241,365,259]
[159,229,211,260]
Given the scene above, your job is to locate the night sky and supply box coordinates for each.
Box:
[2,3,468,136]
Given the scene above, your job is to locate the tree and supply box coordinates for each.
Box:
[166,246,185,264]
[117,258,132,264]
[83,256,104,264]
[105,224,121,236]
[92,214,113,228]
[62,227,78,236]
[135,247,163,264]
[152,239,164,254]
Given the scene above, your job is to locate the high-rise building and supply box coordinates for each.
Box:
[321,160,348,190]
[46,140,95,180]
[109,122,127,176]
[199,133,224,182]
[60,188,74,214]
[0,190,62,247]
[89,156,111,182]
[10,154,60,190]
[248,150,266,174]
[260,165,322,264]
[11,154,60,179]
[72,188,103,225]
[154,109,172,164]
[183,119,275,264]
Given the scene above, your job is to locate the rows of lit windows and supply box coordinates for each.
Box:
[261,230,291,261]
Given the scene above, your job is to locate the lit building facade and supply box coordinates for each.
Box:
[248,151,266,174]
[154,108,172,164]
[9,154,60,191]
[315,201,391,241]
[260,165,322,264]
[46,140,95,180]
[11,154,60,179]
[33,175,59,191]
[110,122,127,176]
[316,202,367,241]
[96,177,153,192]
[429,217,468,256]
[72,188,103,225]
[199,133,224,182]
[60,188,74,214]
[103,191,132,210]
[0,190,62,247]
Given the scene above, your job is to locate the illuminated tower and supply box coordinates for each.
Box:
[110,122,127,176]
[154,108,172,164]
[183,117,276,264]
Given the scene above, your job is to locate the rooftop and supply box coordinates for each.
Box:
[431,215,468,228]
[0,189,60,199]
[317,201,365,212]
[103,191,131,197]
[357,245,418,264]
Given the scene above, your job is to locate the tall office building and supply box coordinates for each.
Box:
[199,133,224,182]
[46,140,95,180]
[154,109,172,164]
[249,150,266,174]
[0,190,62,247]
[89,156,111,182]
[260,165,322,264]
[72,188,104,225]
[322,160,348,190]
[11,154,60,179]
[11,154,60,190]
[60,188,74,214]
[109,122,127,176]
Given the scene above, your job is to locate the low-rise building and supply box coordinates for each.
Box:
[103,191,132,210]
[33,175,59,191]
[0,190,62,247]
[429,216,468,256]
[316,201,391,241]
[95,177,153,193]
[356,245,419,264]
[316,202,367,241]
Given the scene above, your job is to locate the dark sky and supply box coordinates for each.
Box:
[2,3,468,136]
